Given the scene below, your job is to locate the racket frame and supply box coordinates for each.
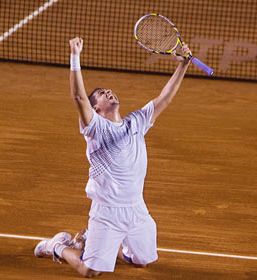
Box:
[134,13,214,76]
[134,13,182,55]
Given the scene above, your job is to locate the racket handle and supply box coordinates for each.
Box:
[190,57,214,76]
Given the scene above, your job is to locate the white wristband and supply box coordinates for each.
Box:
[70,54,81,71]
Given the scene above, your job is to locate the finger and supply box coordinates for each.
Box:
[183,47,190,53]
[182,44,189,51]
[172,51,184,61]
[70,38,78,45]
[72,37,79,44]
[69,39,74,46]
[182,45,192,56]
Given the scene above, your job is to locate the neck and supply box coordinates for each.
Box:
[100,109,122,123]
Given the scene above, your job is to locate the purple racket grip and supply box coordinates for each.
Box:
[191,57,214,76]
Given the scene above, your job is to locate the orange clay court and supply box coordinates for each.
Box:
[0,62,257,279]
[1,0,257,279]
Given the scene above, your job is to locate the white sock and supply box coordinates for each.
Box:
[54,243,68,258]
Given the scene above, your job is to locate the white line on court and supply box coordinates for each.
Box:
[1,233,257,261]
[157,248,257,260]
[0,0,58,42]
[0,233,45,241]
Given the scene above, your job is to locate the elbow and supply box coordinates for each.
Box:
[71,92,79,100]
[168,87,180,103]
[163,96,173,106]
[167,96,175,105]
[166,97,172,105]
[71,91,83,102]
[163,99,171,107]
[70,91,77,101]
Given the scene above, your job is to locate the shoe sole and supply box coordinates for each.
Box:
[34,239,50,257]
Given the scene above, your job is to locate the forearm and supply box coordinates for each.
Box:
[69,63,93,124]
[70,69,87,101]
[69,54,87,101]
[69,37,94,125]
[160,60,190,104]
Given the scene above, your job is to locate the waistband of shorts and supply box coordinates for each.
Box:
[90,197,145,208]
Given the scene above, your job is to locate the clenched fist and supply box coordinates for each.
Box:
[69,37,83,55]
[173,43,192,62]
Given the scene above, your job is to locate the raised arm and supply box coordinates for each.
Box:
[69,37,93,126]
[151,45,191,123]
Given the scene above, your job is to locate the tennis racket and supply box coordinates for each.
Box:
[134,13,214,76]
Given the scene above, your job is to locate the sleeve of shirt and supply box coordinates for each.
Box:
[132,100,155,135]
[79,110,102,139]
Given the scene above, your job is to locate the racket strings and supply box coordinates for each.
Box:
[136,16,178,52]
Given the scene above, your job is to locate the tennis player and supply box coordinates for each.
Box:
[34,37,191,278]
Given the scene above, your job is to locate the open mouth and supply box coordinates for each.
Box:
[107,94,117,101]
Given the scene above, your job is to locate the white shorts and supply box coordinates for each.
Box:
[80,201,158,272]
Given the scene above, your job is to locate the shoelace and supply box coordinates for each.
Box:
[69,232,85,250]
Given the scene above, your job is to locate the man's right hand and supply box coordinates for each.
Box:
[69,37,83,55]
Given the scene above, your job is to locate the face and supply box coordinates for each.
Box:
[92,88,119,113]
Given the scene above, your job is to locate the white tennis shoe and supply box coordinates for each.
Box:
[34,232,72,262]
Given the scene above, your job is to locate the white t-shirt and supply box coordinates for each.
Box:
[79,101,154,207]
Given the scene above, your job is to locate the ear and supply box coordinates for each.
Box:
[93,105,100,113]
